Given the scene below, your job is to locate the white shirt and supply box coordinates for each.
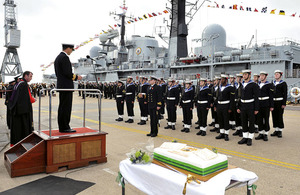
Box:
[63,51,69,57]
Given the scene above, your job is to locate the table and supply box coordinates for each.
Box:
[119,159,258,195]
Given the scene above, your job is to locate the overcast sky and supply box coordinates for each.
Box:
[0,0,300,82]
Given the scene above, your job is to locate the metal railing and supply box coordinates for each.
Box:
[38,88,102,138]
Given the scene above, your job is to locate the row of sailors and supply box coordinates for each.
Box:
[115,69,287,146]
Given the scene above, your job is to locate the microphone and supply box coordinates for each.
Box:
[86,55,96,61]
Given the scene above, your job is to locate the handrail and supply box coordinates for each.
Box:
[38,88,102,138]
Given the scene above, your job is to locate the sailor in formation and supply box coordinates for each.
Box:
[115,80,125,122]
[237,70,259,146]
[215,75,235,141]
[210,77,220,133]
[255,71,274,141]
[271,70,287,138]
[146,76,162,137]
[164,78,179,130]
[232,73,243,137]
[137,76,149,125]
[158,78,167,120]
[195,78,212,136]
[125,76,136,123]
[180,79,195,133]
[229,75,237,130]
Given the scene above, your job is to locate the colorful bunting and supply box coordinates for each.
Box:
[279,10,285,15]
[270,9,276,14]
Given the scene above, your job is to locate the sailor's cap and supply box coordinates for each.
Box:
[14,73,22,79]
[117,80,123,84]
[185,79,192,84]
[260,71,268,75]
[139,76,145,79]
[274,70,283,74]
[168,78,175,82]
[127,76,133,79]
[9,80,15,84]
[150,76,158,81]
[236,73,243,77]
[253,73,260,77]
[62,43,75,51]
[229,75,235,78]
[214,76,221,80]
[220,74,229,79]
[242,69,251,74]
[200,78,207,82]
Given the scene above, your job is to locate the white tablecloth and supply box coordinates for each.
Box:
[119,159,258,195]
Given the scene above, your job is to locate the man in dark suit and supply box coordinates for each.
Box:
[146,76,162,137]
[54,44,82,133]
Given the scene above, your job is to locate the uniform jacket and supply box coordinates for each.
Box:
[180,86,194,108]
[125,82,136,102]
[138,83,150,102]
[195,85,212,109]
[116,85,125,102]
[166,85,180,106]
[147,84,162,109]
[273,80,287,106]
[258,81,274,108]
[54,52,78,89]
[237,80,259,111]
[215,84,235,110]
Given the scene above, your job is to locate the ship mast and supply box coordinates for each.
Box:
[119,0,126,52]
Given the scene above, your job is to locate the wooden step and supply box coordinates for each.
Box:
[21,143,35,151]
[6,153,18,163]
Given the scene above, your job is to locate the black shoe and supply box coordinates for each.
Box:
[263,135,268,141]
[151,134,157,137]
[195,121,199,125]
[172,125,176,130]
[139,120,146,125]
[146,133,152,136]
[195,126,200,129]
[247,139,252,146]
[59,129,76,133]
[210,127,218,132]
[209,122,215,127]
[254,128,259,133]
[196,130,203,135]
[181,128,187,132]
[127,119,134,123]
[238,138,248,145]
[185,129,190,133]
[277,131,282,138]
[270,131,278,137]
[125,119,130,123]
[224,134,229,141]
[239,130,243,137]
[115,118,123,122]
[164,125,172,129]
[216,133,225,139]
[201,131,206,136]
[255,134,264,140]
[231,125,236,130]
[232,130,240,136]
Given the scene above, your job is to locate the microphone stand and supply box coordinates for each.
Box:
[87,55,101,97]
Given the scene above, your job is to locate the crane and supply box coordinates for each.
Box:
[0,0,22,83]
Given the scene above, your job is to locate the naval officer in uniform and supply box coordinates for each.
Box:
[164,78,179,130]
[180,79,195,133]
[146,76,162,137]
[115,80,125,121]
[271,70,287,138]
[125,76,136,123]
[54,44,82,133]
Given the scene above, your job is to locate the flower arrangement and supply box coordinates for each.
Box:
[128,149,152,164]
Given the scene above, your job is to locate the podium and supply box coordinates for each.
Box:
[4,128,107,177]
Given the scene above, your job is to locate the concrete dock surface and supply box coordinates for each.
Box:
[0,95,300,195]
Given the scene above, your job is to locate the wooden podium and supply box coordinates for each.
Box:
[4,127,107,177]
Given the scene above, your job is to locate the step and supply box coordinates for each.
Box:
[6,153,18,163]
[21,143,35,151]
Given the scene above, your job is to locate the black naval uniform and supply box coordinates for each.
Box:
[237,80,259,146]
[215,84,235,141]
[233,82,243,136]
[195,85,212,136]
[229,82,238,130]
[180,86,195,133]
[125,82,136,123]
[271,80,287,138]
[165,84,180,130]
[159,83,167,119]
[255,81,274,141]
[147,84,162,137]
[5,83,14,129]
[210,84,220,132]
[137,82,150,125]
[54,51,78,132]
[115,84,125,121]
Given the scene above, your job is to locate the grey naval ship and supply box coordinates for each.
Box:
[70,2,300,102]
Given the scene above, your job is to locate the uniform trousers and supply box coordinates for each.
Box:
[272,101,284,129]
[241,108,255,133]
[139,101,148,117]
[182,107,192,125]
[160,100,165,115]
[126,101,134,117]
[217,107,230,130]
[234,109,242,127]
[58,91,73,131]
[197,106,208,128]
[167,104,177,123]
[116,101,124,116]
[257,107,270,131]
[148,108,159,135]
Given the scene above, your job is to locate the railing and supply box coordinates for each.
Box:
[286,69,300,78]
[38,89,102,138]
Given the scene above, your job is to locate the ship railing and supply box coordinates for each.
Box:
[38,88,102,139]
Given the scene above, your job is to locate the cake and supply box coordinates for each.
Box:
[153,142,228,176]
